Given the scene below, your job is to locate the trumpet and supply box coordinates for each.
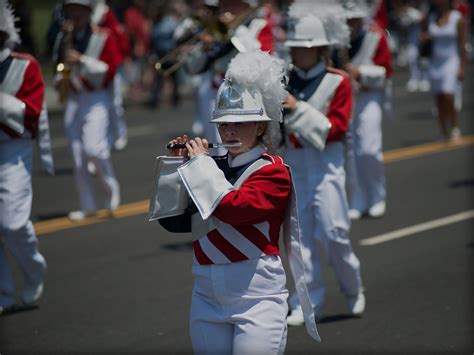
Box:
[56,23,74,103]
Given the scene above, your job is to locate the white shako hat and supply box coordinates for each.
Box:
[64,0,94,8]
[211,50,287,124]
[341,0,369,19]
[285,0,350,49]
[0,0,21,47]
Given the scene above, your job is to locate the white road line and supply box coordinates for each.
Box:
[359,210,474,246]
[50,124,157,149]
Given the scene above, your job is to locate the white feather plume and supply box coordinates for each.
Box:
[288,0,350,48]
[226,50,287,122]
[0,0,20,47]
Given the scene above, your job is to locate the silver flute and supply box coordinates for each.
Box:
[166,142,242,149]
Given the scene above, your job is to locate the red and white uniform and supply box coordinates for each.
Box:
[283,61,363,314]
[346,24,393,214]
[0,48,48,308]
[155,145,320,353]
[59,26,121,213]
[92,2,129,148]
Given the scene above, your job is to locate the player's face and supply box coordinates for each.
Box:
[290,47,320,71]
[64,4,92,30]
[217,121,266,156]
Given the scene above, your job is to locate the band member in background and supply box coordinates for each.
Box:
[151,50,319,353]
[54,0,121,221]
[340,0,393,220]
[92,0,129,151]
[0,0,53,314]
[281,1,365,325]
[184,0,273,156]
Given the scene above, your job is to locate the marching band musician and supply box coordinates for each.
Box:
[184,0,274,156]
[91,0,129,151]
[0,0,53,314]
[339,0,393,220]
[150,50,319,353]
[281,1,365,325]
[54,0,121,221]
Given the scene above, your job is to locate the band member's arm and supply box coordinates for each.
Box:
[0,56,44,137]
[356,31,392,89]
[78,31,121,89]
[326,74,352,142]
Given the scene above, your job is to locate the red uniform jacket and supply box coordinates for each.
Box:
[0,52,44,138]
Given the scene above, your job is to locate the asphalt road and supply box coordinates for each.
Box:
[0,63,473,354]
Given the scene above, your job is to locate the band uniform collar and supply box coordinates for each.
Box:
[0,48,11,63]
[228,144,267,168]
[295,60,326,81]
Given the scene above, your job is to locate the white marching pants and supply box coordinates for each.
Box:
[284,143,362,311]
[346,91,386,212]
[0,139,46,306]
[190,255,288,355]
[65,91,119,212]
[108,67,127,145]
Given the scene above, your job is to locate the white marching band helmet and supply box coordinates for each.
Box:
[285,0,350,49]
[341,0,369,19]
[0,0,21,48]
[211,50,287,124]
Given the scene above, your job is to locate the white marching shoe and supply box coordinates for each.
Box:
[287,307,305,326]
[418,80,430,92]
[347,291,366,317]
[113,136,128,151]
[68,210,96,221]
[21,282,44,306]
[106,186,121,212]
[348,209,362,220]
[406,80,418,92]
[368,201,386,218]
[287,306,322,326]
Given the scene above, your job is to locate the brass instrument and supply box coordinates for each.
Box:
[56,24,74,103]
[155,5,260,77]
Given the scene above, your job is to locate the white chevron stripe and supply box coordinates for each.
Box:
[254,221,271,241]
[217,224,264,258]
[198,237,231,264]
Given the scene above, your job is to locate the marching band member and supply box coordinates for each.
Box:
[185,0,274,156]
[150,50,319,353]
[54,0,121,220]
[92,0,129,151]
[341,0,393,220]
[0,0,53,313]
[281,1,365,325]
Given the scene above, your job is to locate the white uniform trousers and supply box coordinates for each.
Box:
[190,255,288,355]
[284,143,362,311]
[108,66,127,145]
[64,90,119,212]
[0,139,46,306]
[346,91,386,213]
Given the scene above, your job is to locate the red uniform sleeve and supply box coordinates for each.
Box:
[258,22,274,53]
[99,32,121,87]
[102,10,130,60]
[213,163,291,225]
[326,73,352,143]
[372,31,393,78]
[15,56,45,137]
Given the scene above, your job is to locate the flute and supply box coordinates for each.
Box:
[166,142,242,149]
